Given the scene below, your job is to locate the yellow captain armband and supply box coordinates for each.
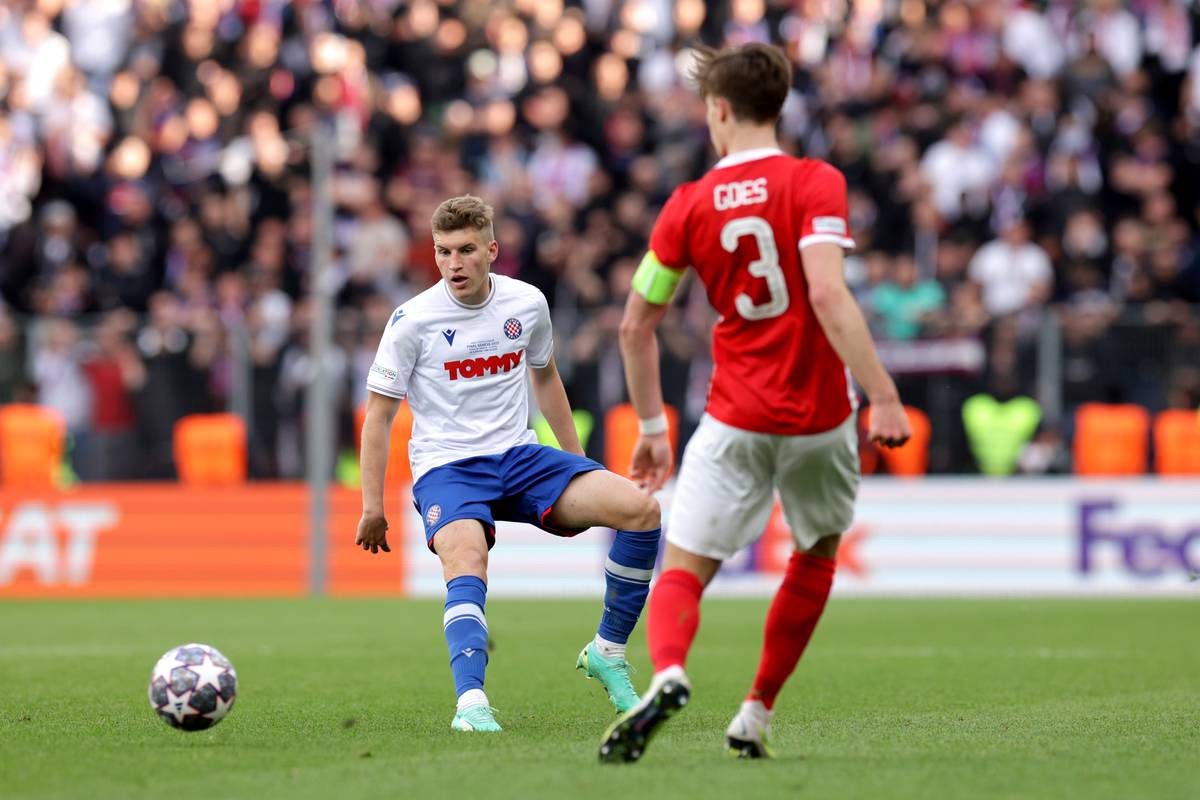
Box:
[631,250,684,305]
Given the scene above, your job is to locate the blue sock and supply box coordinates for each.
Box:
[598,528,661,645]
[444,576,488,698]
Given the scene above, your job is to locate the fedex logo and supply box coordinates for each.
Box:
[444,349,523,381]
[1078,500,1200,577]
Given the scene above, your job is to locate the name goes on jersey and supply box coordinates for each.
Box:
[713,177,768,211]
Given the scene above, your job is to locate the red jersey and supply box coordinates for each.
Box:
[648,148,857,435]
[82,359,135,431]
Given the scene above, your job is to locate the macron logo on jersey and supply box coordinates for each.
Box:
[442,329,456,346]
[391,309,405,326]
[444,349,524,381]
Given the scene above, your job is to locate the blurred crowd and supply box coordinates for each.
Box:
[0,0,1198,479]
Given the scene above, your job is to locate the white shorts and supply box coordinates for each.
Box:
[666,413,860,560]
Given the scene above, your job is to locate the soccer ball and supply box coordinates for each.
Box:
[148,643,237,731]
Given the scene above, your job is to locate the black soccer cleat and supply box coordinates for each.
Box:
[725,734,773,759]
[598,671,691,764]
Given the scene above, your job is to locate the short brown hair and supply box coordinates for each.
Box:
[690,43,792,124]
[431,195,495,242]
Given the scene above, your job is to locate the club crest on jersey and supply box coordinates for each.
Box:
[442,329,456,346]
[426,504,442,526]
[503,318,523,340]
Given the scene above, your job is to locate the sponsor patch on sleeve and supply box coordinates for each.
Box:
[812,216,848,235]
[370,363,398,382]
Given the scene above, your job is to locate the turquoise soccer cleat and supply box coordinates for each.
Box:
[450,705,502,732]
[576,642,640,714]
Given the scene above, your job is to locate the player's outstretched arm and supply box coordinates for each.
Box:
[802,242,912,448]
[357,390,401,554]
[530,355,585,457]
[619,291,674,491]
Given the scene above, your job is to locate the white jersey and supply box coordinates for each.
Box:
[366,274,554,482]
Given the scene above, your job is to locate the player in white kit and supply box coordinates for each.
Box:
[356,196,662,732]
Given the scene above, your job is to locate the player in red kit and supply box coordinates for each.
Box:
[599,43,911,763]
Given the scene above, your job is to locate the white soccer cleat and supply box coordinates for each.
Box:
[725,699,774,758]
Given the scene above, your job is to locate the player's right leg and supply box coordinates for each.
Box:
[730,414,859,757]
[434,520,502,732]
[414,458,505,733]
[728,535,839,757]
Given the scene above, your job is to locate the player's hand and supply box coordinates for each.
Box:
[630,433,673,493]
[355,513,391,554]
[868,399,912,449]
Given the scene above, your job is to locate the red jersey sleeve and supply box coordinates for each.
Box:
[647,185,691,269]
[798,162,855,251]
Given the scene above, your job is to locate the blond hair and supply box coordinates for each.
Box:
[431,195,495,242]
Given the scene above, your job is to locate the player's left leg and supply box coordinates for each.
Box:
[600,415,775,763]
[545,469,663,714]
[597,541,722,764]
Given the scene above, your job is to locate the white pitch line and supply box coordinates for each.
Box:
[0,643,155,659]
[812,645,1128,660]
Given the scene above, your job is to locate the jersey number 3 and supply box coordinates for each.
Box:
[721,216,790,320]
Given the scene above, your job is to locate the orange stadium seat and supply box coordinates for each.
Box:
[1153,409,1200,475]
[604,403,679,480]
[174,413,247,485]
[0,403,66,487]
[864,405,931,477]
[355,399,414,485]
[1073,403,1150,475]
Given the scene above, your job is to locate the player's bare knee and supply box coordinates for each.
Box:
[440,547,486,581]
[628,494,661,531]
[434,525,489,578]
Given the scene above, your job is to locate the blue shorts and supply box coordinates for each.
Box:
[412,444,605,552]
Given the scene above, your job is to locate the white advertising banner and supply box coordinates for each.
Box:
[830,478,1199,597]
[403,478,1200,598]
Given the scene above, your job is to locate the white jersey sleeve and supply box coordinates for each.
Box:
[527,290,554,368]
[366,307,420,399]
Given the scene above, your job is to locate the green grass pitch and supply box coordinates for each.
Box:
[1,598,1197,799]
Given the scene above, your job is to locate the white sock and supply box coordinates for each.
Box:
[593,634,626,661]
[457,688,489,712]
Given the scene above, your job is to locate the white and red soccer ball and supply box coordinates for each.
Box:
[148,643,237,731]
